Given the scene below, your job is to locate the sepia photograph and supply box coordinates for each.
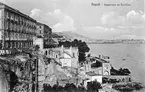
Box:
[0,0,144,92]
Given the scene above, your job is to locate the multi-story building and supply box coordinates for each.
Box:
[36,22,52,37]
[36,22,54,48]
[0,2,37,55]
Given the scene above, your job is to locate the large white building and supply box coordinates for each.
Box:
[46,45,79,68]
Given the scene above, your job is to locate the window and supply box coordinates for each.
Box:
[17,42,19,48]
[10,32,13,40]
[23,19,26,26]
[5,42,9,48]
[14,33,16,40]
[73,52,75,57]
[10,42,12,48]
[14,15,16,22]
[24,34,26,39]
[30,42,32,46]
[10,22,12,30]
[13,24,16,31]
[6,22,9,30]
[20,42,22,48]
[21,18,23,25]
[6,12,9,19]
[19,34,21,40]
[17,33,20,40]
[23,19,25,26]
[13,14,16,21]
[15,25,17,32]
[5,31,8,40]
[11,14,14,20]
[26,43,28,48]
[13,33,16,40]
[23,43,25,48]
[27,34,29,39]
[22,34,24,40]
[0,10,2,19]
[15,15,18,22]
[14,42,16,48]
[45,51,47,55]
[19,17,21,25]
[49,50,51,54]
[12,23,14,31]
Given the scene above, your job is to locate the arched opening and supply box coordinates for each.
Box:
[9,70,18,91]
[104,71,109,75]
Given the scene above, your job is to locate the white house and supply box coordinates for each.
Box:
[59,45,79,68]
[44,45,79,68]
[83,71,103,88]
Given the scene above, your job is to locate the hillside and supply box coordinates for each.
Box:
[52,31,95,43]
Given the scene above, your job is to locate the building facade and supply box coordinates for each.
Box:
[0,3,37,55]
[84,56,111,76]
[36,22,54,48]
[79,56,111,87]
[44,45,79,68]
[59,46,79,68]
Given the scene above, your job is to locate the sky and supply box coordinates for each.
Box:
[1,0,145,39]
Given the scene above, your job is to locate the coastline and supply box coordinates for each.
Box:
[88,44,145,92]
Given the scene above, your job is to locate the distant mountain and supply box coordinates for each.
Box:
[51,32,145,44]
[52,31,95,43]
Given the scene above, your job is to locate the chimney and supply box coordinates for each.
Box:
[70,46,72,51]
[61,45,64,51]
[99,55,101,58]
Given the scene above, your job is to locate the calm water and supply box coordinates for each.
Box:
[88,44,145,92]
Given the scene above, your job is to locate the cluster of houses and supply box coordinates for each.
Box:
[0,2,131,92]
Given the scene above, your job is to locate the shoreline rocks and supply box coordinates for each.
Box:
[112,82,144,91]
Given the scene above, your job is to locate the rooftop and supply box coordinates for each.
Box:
[86,71,102,76]
[95,57,109,63]
[0,2,36,22]
[89,56,109,63]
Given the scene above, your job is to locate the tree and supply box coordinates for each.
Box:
[64,83,77,91]
[110,66,119,75]
[87,80,102,92]
[122,68,131,75]
[111,67,131,75]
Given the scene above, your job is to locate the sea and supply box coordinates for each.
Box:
[88,44,145,92]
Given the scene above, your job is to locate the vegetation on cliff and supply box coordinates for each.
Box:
[111,67,131,75]
[43,80,102,92]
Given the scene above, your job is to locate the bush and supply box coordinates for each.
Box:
[43,83,88,92]
[111,67,131,75]
[87,80,102,92]
[64,83,77,91]
[43,84,52,92]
